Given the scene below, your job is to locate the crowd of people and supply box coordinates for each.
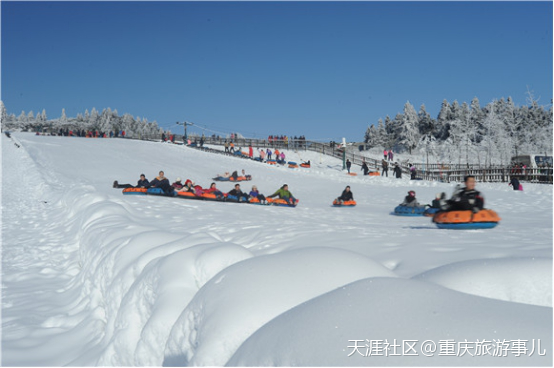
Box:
[36,128,128,138]
[114,171,298,205]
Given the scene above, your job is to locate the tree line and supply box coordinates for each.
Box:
[364,93,553,165]
[0,102,166,140]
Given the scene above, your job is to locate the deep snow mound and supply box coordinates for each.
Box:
[227,277,553,366]
[163,247,396,366]
[412,257,552,307]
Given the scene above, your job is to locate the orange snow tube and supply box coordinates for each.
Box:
[333,199,357,207]
[369,171,380,176]
[300,163,310,168]
[122,187,147,194]
[432,209,501,229]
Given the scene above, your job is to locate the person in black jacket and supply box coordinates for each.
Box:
[346,159,352,174]
[442,175,484,212]
[393,163,402,178]
[509,177,521,191]
[149,171,172,193]
[336,186,354,204]
[227,183,249,202]
[431,192,446,209]
[113,174,150,189]
[361,161,369,176]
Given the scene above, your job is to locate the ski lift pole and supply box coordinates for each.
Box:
[176,121,193,141]
[342,138,346,170]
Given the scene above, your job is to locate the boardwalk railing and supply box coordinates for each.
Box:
[34,131,553,184]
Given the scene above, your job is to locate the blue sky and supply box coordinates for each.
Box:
[2,1,552,141]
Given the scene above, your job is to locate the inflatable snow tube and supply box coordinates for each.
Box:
[423,207,440,217]
[122,187,147,195]
[229,175,252,182]
[267,160,277,165]
[288,161,299,168]
[266,198,299,207]
[369,171,380,176]
[347,172,358,176]
[432,209,501,230]
[333,200,357,207]
[176,191,203,200]
[300,163,310,168]
[226,194,247,203]
[212,176,230,181]
[146,188,176,196]
[394,205,427,216]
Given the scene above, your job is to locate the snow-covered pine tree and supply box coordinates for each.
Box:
[376,119,386,148]
[396,101,420,154]
[417,104,434,136]
[0,101,7,130]
[435,99,451,140]
[384,115,396,150]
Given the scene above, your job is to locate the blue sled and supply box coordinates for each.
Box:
[435,222,499,230]
[394,205,426,216]
[423,207,440,216]
[147,188,176,196]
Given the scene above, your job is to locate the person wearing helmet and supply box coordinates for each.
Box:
[401,190,420,207]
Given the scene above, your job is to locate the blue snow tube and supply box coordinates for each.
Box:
[394,205,426,216]
[423,207,440,217]
[435,222,499,230]
[146,188,175,196]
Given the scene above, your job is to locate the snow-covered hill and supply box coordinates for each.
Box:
[2,133,552,366]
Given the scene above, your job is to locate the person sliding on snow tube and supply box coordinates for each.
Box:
[114,174,150,189]
[248,185,267,204]
[442,175,484,213]
[431,192,446,209]
[203,182,225,199]
[335,186,354,204]
[401,190,420,207]
[148,171,172,193]
[227,183,249,202]
[172,178,184,190]
[178,179,196,194]
[267,184,297,205]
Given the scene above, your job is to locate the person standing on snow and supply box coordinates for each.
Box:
[381,159,389,177]
[361,161,369,176]
[393,163,402,178]
[346,159,352,173]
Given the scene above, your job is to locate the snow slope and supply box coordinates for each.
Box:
[1,133,552,366]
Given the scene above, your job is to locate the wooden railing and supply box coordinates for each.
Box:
[35,131,552,184]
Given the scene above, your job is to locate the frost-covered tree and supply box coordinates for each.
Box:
[0,101,7,130]
[60,108,67,124]
[417,104,434,136]
[376,119,386,147]
[396,101,420,154]
[435,99,451,140]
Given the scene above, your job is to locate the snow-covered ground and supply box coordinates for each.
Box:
[2,133,552,366]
